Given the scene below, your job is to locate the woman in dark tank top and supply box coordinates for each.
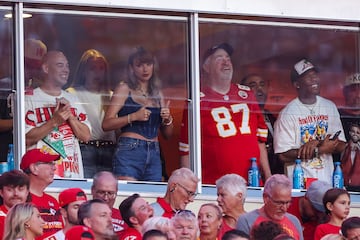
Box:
[102,47,173,181]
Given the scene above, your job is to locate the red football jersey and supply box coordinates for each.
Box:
[31,193,64,240]
[179,83,267,184]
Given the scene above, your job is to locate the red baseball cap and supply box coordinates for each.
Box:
[20,149,60,171]
[59,188,87,208]
[65,226,95,240]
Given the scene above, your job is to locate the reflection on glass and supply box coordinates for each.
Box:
[196,21,359,190]
[0,8,13,165]
[24,11,188,180]
[67,49,116,178]
[102,47,174,182]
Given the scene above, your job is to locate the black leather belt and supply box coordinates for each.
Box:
[79,140,114,147]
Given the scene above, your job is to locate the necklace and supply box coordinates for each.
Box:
[138,87,148,98]
[303,102,317,115]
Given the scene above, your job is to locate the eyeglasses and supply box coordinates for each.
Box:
[267,195,292,207]
[175,209,196,217]
[95,190,117,199]
[177,183,197,198]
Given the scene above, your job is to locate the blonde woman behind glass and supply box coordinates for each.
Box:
[67,49,116,178]
[3,203,45,240]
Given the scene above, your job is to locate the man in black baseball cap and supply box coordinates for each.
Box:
[179,42,271,184]
[202,42,234,64]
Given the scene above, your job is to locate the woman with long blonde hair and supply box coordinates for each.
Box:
[67,49,116,178]
[3,203,45,240]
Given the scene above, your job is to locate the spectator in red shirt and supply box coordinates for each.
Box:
[287,180,332,240]
[151,168,199,218]
[45,188,88,240]
[215,174,247,239]
[78,199,115,240]
[0,170,30,240]
[91,171,128,236]
[20,149,64,239]
[119,193,154,240]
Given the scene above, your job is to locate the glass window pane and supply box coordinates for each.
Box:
[0,7,14,170]
[198,20,359,185]
[24,10,188,180]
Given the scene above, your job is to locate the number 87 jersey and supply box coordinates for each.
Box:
[179,84,268,184]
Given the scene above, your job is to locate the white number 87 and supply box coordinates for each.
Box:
[211,103,251,138]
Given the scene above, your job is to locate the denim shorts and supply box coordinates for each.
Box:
[113,137,162,181]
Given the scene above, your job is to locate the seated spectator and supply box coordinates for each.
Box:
[119,193,154,240]
[216,174,247,238]
[20,149,64,238]
[65,225,95,240]
[320,234,345,240]
[198,203,222,240]
[143,229,169,240]
[142,216,176,240]
[250,221,285,240]
[3,203,45,240]
[221,229,249,240]
[91,171,127,236]
[314,189,350,240]
[0,170,30,240]
[151,168,199,218]
[171,210,198,240]
[273,234,295,240]
[341,217,360,240]
[46,188,88,239]
[236,174,303,240]
[78,199,115,240]
[287,180,332,240]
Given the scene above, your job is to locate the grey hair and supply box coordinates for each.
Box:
[263,174,292,197]
[168,168,199,186]
[216,174,247,203]
[142,216,172,235]
[171,210,198,230]
[92,171,118,190]
[78,199,106,225]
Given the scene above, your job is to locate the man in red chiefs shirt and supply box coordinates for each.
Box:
[20,148,64,239]
[44,188,88,240]
[0,170,30,240]
[179,42,271,184]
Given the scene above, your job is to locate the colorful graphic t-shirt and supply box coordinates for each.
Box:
[25,88,91,178]
[274,96,345,183]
